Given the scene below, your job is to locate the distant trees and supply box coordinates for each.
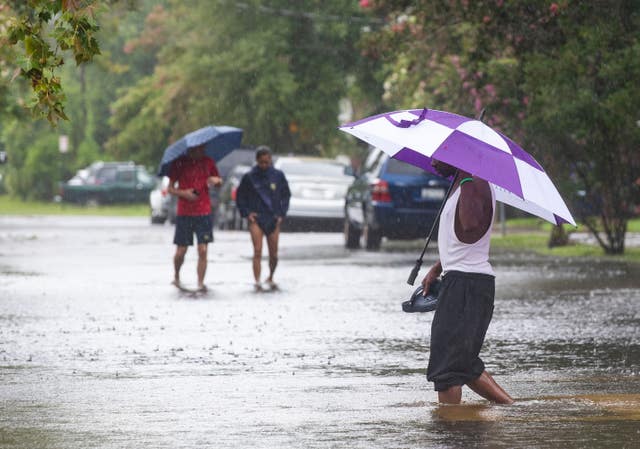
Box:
[1,1,379,200]
[106,0,376,164]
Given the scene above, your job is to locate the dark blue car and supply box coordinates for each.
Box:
[344,148,449,250]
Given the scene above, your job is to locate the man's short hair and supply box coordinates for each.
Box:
[255,145,271,160]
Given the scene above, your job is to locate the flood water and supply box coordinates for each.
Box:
[1,216,639,448]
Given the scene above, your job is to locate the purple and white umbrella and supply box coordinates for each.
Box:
[339,108,576,226]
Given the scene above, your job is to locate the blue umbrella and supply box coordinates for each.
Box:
[157,125,243,176]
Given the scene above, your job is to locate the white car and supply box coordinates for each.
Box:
[149,176,177,224]
[274,156,354,231]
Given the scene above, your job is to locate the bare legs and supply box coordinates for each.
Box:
[248,221,281,289]
[467,371,514,404]
[438,371,514,405]
[265,224,280,285]
[173,243,208,291]
[249,222,263,286]
[173,245,188,285]
[196,243,208,289]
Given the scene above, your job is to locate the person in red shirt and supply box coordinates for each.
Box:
[168,144,222,292]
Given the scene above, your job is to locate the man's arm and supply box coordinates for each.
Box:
[421,260,442,295]
[279,172,291,217]
[167,178,198,202]
[235,175,252,218]
[456,174,493,244]
[207,160,222,187]
[207,175,222,187]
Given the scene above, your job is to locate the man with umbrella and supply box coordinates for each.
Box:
[340,107,576,404]
[168,144,222,292]
[421,158,513,404]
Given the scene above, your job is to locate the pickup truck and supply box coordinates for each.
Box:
[60,161,156,205]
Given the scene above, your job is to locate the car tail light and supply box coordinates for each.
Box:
[370,179,391,203]
[231,187,237,201]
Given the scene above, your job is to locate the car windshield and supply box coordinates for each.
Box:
[279,161,346,177]
[385,158,426,176]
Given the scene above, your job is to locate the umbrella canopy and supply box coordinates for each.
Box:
[339,108,575,226]
[158,125,243,177]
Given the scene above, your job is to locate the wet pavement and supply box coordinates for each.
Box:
[1,216,639,448]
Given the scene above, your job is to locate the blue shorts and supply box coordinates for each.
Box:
[173,215,213,246]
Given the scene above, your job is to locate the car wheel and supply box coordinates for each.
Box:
[364,224,382,250]
[150,214,166,225]
[344,219,361,249]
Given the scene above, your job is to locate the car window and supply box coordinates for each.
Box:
[384,158,426,175]
[278,161,346,177]
[96,167,117,184]
[117,169,136,183]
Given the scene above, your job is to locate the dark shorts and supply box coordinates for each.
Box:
[426,271,495,392]
[173,215,213,246]
[256,213,277,236]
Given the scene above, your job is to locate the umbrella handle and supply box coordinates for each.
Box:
[407,170,458,285]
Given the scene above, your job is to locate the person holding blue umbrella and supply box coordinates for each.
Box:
[168,144,222,292]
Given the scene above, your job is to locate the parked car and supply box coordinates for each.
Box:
[344,148,449,250]
[60,161,156,205]
[274,156,353,231]
[149,176,178,224]
[217,164,252,230]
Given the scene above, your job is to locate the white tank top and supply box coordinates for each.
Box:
[437,185,495,276]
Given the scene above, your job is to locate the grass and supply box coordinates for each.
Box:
[491,225,640,263]
[0,195,148,216]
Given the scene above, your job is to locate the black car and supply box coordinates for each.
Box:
[61,161,156,205]
[344,148,449,250]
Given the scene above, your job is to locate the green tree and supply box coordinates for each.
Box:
[0,1,156,198]
[359,0,640,254]
[107,0,377,166]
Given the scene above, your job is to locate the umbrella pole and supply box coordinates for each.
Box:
[407,170,458,285]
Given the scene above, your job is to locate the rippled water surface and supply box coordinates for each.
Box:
[1,216,639,448]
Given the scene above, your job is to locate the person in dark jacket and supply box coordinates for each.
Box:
[236,146,291,291]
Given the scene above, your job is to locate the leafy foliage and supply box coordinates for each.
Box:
[3,0,105,123]
[359,0,640,253]
[106,0,374,164]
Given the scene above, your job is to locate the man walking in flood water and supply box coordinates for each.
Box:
[421,158,514,404]
[236,146,290,291]
[168,144,222,292]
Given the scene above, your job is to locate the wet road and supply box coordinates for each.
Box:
[1,216,639,448]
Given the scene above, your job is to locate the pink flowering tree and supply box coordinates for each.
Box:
[359,0,640,253]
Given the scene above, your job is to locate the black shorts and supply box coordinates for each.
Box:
[426,271,495,392]
[256,213,277,236]
[173,215,213,246]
